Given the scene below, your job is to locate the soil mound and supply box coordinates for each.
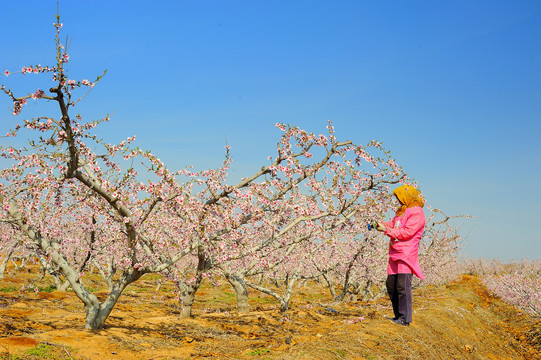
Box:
[1,274,539,359]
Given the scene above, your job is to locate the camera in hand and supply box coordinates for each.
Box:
[367,221,378,231]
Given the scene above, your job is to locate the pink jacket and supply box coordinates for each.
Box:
[384,206,425,279]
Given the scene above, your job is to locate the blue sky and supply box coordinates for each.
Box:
[1,1,540,260]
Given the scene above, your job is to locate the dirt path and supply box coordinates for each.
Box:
[1,274,539,359]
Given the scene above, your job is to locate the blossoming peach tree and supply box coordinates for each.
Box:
[483,260,541,318]
[1,12,420,329]
[0,14,207,329]
[159,124,408,317]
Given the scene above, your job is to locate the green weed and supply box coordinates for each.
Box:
[250,348,271,356]
[0,354,23,360]
[0,286,18,293]
[24,343,77,359]
[39,285,57,293]
[26,344,54,357]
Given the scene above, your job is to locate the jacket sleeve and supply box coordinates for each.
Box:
[383,218,395,229]
[384,209,424,241]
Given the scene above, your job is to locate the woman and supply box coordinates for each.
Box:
[377,185,425,326]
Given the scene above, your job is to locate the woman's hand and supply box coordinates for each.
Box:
[376,222,386,232]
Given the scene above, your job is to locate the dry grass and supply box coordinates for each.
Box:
[0,264,540,360]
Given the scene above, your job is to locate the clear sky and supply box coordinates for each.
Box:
[1,1,540,261]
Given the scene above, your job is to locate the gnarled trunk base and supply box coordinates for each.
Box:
[226,273,250,313]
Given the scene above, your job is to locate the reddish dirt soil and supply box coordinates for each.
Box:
[1,267,540,360]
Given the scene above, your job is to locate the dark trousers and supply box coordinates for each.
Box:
[386,273,413,323]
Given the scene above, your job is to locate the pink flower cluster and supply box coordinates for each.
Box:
[19,64,52,75]
[31,89,45,100]
[12,99,27,115]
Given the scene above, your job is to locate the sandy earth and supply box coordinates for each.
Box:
[1,270,540,359]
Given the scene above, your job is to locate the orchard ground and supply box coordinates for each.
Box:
[0,264,539,360]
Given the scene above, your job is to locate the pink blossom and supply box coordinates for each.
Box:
[347,317,364,324]
[31,89,44,100]
[11,99,27,115]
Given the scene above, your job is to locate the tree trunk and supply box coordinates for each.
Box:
[0,248,14,279]
[320,272,337,300]
[94,259,115,291]
[37,253,69,291]
[178,282,198,319]
[280,274,298,312]
[336,248,363,302]
[4,186,146,330]
[246,273,299,313]
[13,256,27,272]
[84,296,119,329]
[82,269,143,329]
[226,272,250,313]
[56,280,70,292]
[178,247,210,319]
[37,235,143,330]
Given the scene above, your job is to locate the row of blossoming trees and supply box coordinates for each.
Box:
[466,259,541,318]
[0,14,463,330]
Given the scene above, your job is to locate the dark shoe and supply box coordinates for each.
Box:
[392,318,410,326]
